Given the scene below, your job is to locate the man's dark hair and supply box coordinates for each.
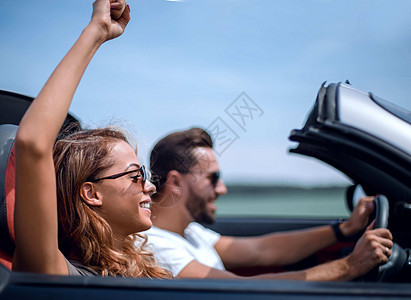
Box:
[150,127,213,194]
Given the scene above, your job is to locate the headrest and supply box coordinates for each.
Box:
[0,124,18,270]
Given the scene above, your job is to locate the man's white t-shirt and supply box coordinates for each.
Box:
[144,222,225,277]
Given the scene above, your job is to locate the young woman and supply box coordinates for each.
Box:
[13,0,170,278]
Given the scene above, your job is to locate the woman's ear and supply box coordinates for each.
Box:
[80,182,103,207]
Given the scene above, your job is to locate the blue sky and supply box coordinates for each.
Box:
[1,0,411,186]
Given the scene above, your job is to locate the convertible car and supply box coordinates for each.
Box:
[0,83,410,299]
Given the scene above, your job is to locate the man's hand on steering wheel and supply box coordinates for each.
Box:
[340,196,376,237]
[346,221,393,278]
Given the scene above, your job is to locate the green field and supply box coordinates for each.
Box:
[216,185,350,218]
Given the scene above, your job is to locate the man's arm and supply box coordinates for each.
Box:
[215,196,375,268]
[179,255,354,281]
[178,225,392,281]
[215,225,337,268]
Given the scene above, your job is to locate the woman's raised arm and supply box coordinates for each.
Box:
[13,0,130,275]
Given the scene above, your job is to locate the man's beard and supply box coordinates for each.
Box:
[192,205,215,225]
[185,187,215,225]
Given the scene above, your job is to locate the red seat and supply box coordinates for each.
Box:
[0,124,18,270]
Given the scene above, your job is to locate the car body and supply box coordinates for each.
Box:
[288,82,411,248]
[0,83,411,298]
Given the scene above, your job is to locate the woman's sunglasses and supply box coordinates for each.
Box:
[89,165,150,188]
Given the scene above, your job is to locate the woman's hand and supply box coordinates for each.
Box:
[90,0,131,43]
[110,0,127,20]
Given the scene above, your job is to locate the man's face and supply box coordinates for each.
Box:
[183,147,227,224]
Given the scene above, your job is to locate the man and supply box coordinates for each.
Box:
[145,127,393,280]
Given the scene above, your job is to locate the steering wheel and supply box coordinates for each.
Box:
[372,195,407,281]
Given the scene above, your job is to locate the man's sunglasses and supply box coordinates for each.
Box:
[210,171,220,187]
[183,170,221,187]
[89,165,150,187]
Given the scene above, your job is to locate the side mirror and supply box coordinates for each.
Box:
[346,184,367,212]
